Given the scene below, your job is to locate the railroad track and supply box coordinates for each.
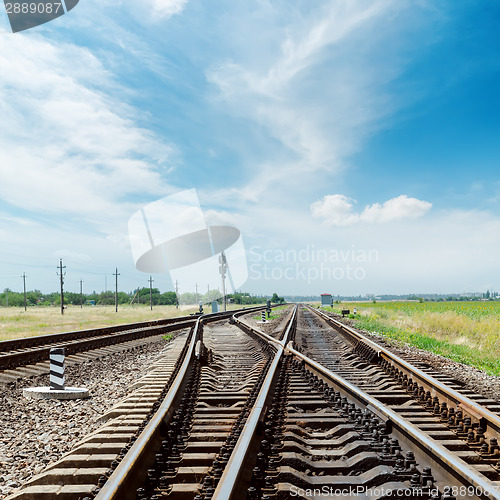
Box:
[0,309,262,375]
[0,316,194,373]
[7,304,500,500]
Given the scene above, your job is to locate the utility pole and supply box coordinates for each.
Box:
[219,252,227,312]
[175,280,179,309]
[149,276,154,311]
[57,259,66,315]
[105,275,107,292]
[6,289,8,307]
[195,283,198,306]
[79,279,84,308]
[130,287,139,306]
[113,268,120,312]
[22,273,27,311]
[207,284,210,305]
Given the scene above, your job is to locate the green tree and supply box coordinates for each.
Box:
[271,292,285,304]
[159,291,178,305]
[180,292,196,305]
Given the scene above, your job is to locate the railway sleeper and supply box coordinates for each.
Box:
[298,307,500,482]
[133,323,273,499]
[6,332,192,500]
[246,358,451,500]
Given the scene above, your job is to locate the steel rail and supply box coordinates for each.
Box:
[0,306,267,354]
[286,343,500,500]
[223,305,500,499]
[0,320,195,370]
[94,306,266,500]
[0,315,197,353]
[231,315,282,348]
[231,305,295,349]
[0,307,265,371]
[223,304,500,499]
[310,306,383,355]
[95,317,202,500]
[91,303,500,500]
[310,306,500,438]
[212,305,298,499]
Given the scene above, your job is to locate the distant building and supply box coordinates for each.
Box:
[320,293,332,306]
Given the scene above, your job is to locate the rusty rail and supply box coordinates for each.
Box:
[310,305,500,443]
[0,307,264,371]
[94,306,267,500]
[0,316,196,353]
[95,317,203,499]
[212,305,298,499]
[286,342,500,500]
[50,303,500,500]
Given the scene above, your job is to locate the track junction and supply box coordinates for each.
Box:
[5,305,500,500]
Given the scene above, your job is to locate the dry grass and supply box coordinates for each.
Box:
[324,301,500,374]
[0,303,257,342]
[356,308,500,352]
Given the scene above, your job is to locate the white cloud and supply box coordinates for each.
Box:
[203,209,239,227]
[54,249,93,263]
[232,203,500,296]
[361,195,432,223]
[207,0,408,183]
[150,0,188,19]
[0,213,35,226]
[0,34,173,224]
[311,194,432,226]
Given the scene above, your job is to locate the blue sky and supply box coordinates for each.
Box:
[0,0,499,296]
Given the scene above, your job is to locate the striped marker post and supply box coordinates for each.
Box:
[50,348,65,390]
[261,311,266,322]
[23,346,89,400]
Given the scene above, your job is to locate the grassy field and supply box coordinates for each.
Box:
[0,303,263,342]
[320,301,500,375]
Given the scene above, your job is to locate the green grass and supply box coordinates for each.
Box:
[318,301,500,375]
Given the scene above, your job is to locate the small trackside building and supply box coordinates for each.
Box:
[320,293,332,306]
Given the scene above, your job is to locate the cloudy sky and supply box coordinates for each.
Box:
[0,0,499,296]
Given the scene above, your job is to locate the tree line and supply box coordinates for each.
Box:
[0,288,282,307]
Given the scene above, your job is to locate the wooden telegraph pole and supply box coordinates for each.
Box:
[57,259,66,315]
[113,268,120,312]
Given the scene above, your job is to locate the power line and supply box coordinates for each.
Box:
[0,250,56,260]
[0,261,55,269]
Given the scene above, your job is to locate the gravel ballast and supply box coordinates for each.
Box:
[0,335,183,499]
[325,311,500,404]
[369,333,500,403]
